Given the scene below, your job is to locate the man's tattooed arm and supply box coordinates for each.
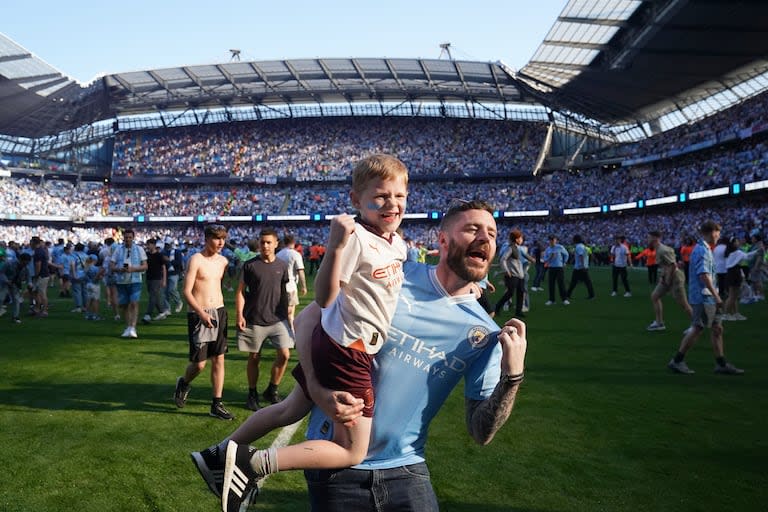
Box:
[465,378,522,445]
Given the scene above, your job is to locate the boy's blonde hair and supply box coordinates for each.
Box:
[352,154,409,195]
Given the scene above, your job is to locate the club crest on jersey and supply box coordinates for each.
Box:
[467,326,491,349]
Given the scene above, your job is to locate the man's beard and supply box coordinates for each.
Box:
[445,239,488,283]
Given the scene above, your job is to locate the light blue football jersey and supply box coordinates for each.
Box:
[306,262,502,469]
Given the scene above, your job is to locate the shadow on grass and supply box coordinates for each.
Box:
[438,502,556,512]
[0,381,251,416]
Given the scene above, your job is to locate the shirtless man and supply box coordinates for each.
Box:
[173,224,235,420]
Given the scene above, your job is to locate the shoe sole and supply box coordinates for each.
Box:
[209,411,235,420]
[667,364,694,374]
[191,451,222,498]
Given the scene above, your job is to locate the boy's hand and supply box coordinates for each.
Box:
[328,214,356,251]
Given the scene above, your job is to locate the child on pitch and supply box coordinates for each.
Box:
[191,154,408,511]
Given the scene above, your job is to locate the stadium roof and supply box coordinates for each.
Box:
[519,0,768,130]
[1,0,768,140]
[104,58,535,116]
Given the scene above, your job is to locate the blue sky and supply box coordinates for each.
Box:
[4,0,566,84]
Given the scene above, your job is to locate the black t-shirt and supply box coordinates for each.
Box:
[33,247,50,277]
[146,251,166,280]
[241,256,289,326]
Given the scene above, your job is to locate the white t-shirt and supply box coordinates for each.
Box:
[712,243,727,274]
[276,247,305,292]
[321,224,406,354]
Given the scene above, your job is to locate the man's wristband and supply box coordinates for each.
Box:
[500,371,525,385]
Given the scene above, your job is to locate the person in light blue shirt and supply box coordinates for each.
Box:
[566,234,595,300]
[190,200,528,512]
[667,220,743,376]
[543,235,570,305]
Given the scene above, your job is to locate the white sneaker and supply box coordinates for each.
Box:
[647,321,666,331]
[120,327,132,338]
[114,314,121,321]
[129,327,138,338]
[611,291,617,297]
[732,313,747,321]
[563,300,570,305]
[721,314,733,321]
[545,301,554,306]
[153,311,170,321]
[682,326,693,335]
[71,307,83,313]
[623,292,632,298]
[174,303,184,313]
[521,306,530,313]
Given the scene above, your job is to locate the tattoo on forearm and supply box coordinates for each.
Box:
[465,380,520,445]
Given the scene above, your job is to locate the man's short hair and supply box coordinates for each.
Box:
[700,220,722,234]
[259,227,279,240]
[283,234,295,246]
[352,154,409,195]
[649,230,662,238]
[509,228,523,241]
[439,199,494,230]
[204,224,227,239]
[123,228,134,236]
[573,234,583,244]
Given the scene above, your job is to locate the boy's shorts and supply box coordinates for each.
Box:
[187,307,228,362]
[292,322,375,417]
[86,282,101,301]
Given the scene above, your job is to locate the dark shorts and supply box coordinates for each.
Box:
[726,266,743,288]
[292,322,375,417]
[186,307,228,362]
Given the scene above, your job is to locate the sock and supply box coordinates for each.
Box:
[673,352,685,363]
[249,387,258,397]
[716,357,726,367]
[212,397,222,405]
[249,447,278,477]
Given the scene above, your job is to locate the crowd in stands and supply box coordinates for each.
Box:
[3,132,765,221]
[605,90,768,159]
[112,117,546,179]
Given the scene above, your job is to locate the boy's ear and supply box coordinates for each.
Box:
[349,190,361,209]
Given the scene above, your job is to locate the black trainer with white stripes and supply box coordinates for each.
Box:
[221,441,261,512]
[191,445,225,498]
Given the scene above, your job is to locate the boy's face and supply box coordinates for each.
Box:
[351,176,408,236]
[259,234,279,259]
[205,234,226,253]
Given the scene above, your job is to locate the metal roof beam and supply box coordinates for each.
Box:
[350,59,377,96]
[283,61,311,92]
[0,52,32,64]
[317,59,343,93]
[383,59,406,92]
[556,16,627,28]
[248,62,279,93]
[215,64,243,94]
[542,40,607,51]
